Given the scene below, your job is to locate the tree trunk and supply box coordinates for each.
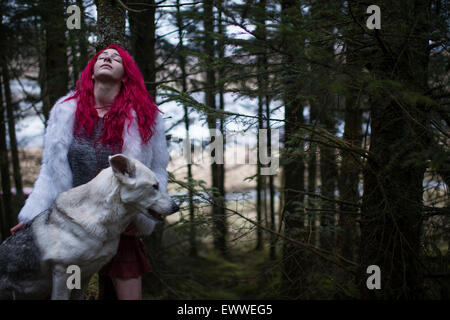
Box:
[337,36,363,261]
[309,0,339,253]
[217,0,227,256]
[336,7,364,265]
[318,97,337,252]
[307,106,318,247]
[76,0,89,70]
[255,0,267,252]
[69,34,79,86]
[255,34,265,252]
[67,0,88,86]
[359,0,430,299]
[203,0,227,257]
[176,0,197,257]
[95,0,126,49]
[0,72,13,241]
[280,0,307,298]
[67,0,80,87]
[2,60,25,211]
[128,0,156,97]
[256,150,263,250]
[337,91,362,261]
[266,98,276,260]
[40,0,69,121]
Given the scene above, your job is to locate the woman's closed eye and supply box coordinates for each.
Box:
[99,55,122,63]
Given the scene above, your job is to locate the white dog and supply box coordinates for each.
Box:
[0,154,178,300]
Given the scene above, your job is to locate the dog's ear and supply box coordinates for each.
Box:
[109,154,136,182]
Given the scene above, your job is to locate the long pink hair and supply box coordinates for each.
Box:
[65,44,159,152]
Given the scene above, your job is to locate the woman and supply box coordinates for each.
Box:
[12,44,169,300]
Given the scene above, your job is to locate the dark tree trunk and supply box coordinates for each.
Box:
[2,60,24,211]
[0,73,13,241]
[40,0,69,121]
[336,9,364,265]
[76,0,89,70]
[176,0,197,257]
[280,0,307,298]
[307,106,318,247]
[337,89,362,261]
[337,34,363,262]
[203,0,227,257]
[128,0,156,97]
[266,93,276,260]
[359,0,430,299]
[255,0,265,250]
[309,0,339,254]
[69,33,79,86]
[68,0,89,85]
[256,150,263,251]
[67,0,79,87]
[318,98,337,252]
[217,0,227,255]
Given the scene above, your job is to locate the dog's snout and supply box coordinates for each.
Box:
[171,202,179,213]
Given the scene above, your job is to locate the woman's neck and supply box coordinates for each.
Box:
[93,80,121,117]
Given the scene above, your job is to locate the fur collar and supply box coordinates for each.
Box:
[51,92,152,166]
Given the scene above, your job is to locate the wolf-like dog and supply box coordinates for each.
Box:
[0,154,178,300]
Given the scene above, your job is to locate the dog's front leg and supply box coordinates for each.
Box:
[51,265,70,300]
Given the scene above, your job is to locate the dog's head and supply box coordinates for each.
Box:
[108,154,179,221]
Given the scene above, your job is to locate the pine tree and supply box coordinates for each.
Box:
[358,0,432,299]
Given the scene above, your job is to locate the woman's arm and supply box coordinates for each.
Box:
[18,96,75,222]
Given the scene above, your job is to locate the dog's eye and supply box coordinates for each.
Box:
[153,184,159,190]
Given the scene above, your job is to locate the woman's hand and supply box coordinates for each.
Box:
[123,222,137,236]
[10,222,26,235]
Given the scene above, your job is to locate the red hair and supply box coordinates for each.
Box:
[65,44,159,152]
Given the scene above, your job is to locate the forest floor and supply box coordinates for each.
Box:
[85,200,286,300]
[84,239,284,300]
[142,246,284,300]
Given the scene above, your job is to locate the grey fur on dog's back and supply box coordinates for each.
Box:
[0,220,47,299]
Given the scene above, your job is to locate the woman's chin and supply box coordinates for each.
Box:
[93,72,123,83]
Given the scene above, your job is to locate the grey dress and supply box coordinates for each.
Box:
[68,118,117,187]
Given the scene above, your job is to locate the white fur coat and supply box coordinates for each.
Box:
[18,92,169,236]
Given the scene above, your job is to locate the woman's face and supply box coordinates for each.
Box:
[92,48,125,83]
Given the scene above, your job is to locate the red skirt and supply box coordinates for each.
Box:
[99,234,152,279]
